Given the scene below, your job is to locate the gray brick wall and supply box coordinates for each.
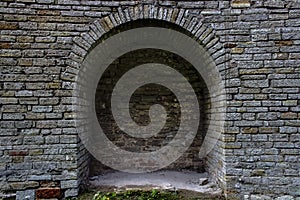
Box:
[0,0,299,199]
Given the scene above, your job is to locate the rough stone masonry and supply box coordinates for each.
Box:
[0,0,299,199]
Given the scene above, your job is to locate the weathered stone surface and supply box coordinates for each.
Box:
[231,0,250,8]
[250,195,272,200]
[16,190,35,200]
[275,195,295,200]
[0,1,299,200]
[10,181,39,190]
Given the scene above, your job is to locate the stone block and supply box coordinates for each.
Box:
[10,181,38,190]
[60,180,77,189]
[0,97,18,104]
[28,175,51,181]
[272,79,300,87]
[242,80,269,88]
[281,112,297,119]
[2,113,24,120]
[0,22,18,30]
[250,194,272,200]
[64,188,78,197]
[231,0,250,8]
[32,106,53,113]
[16,190,35,200]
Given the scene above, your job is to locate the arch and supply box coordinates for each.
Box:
[63,5,230,81]
[61,5,231,192]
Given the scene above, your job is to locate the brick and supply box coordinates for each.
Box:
[17,0,36,2]
[272,79,300,87]
[242,128,258,134]
[35,36,56,43]
[275,40,293,46]
[274,142,295,148]
[242,113,255,120]
[264,0,285,8]
[39,98,59,105]
[9,181,38,190]
[223,142,242,149]
[257,112,278,120]
[0,42,11,49]
[38,22,56,30]
[19,97,38,105]
[0,129,17,136]
[25,112,45,119]
[23,50,44,58]
[64,112,76,119]
[23,136,44,145]
[46,83,61,89]
[15,90,33,97]
[45,136,59,144]
[269,94,287,100]
[28,175,51,181]
[231,47,244,54]
[61,180,77,189]
[12,155,25,163]
[45,113,62,119]
[0,22,18,29]
[283,100,298,106]
[0,49,22,57]
[252,135,268,142]
[29,149,43,156]
[60,135,77,144]
[9,150,29,156]
[3,113,24,120]
[231,0,250,8]
[240,88,261,94]
[33,90,53,97]
[281,112,297,119]
[16,36,34,43]
[240,69,273,75]
[1,105,27,113]
[0,98,18,104]
[19,22,37,30]
[259,127,279,133]
[36,187,61,199]
[269,134,288,142]
[64,188,78,197]
[32,106,53,113]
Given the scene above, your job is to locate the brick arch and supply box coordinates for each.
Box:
[62,5,231,195]
[62,5,230,81]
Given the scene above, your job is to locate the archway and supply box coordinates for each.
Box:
[62,5,229,195]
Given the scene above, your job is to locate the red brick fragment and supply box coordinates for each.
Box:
[36,187,61,199]
[8,150,28,156]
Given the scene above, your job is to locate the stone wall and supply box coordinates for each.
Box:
[0,0,299,199]
[91,47,210,176]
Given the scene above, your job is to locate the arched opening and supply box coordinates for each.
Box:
[71,16,227,195]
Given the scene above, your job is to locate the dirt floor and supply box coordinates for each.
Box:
[89,170,222,194]
[80,170,225,199]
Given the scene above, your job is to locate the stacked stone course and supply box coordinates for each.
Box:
[0,0,299,199]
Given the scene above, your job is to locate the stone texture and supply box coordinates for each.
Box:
[16,190,35,200]
[0,1,299,200]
